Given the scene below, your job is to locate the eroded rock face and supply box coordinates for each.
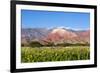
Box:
[21,27,90,45]
[43,28,90,44]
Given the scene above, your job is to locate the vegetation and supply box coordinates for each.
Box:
[21,46,90,63]
[29,41,43,47]
[21,41,90,47]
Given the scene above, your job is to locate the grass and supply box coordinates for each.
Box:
[21,46,90,63]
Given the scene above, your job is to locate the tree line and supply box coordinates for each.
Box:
[21,41,90,47]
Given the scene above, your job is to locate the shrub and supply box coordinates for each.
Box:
[29,41,43,47]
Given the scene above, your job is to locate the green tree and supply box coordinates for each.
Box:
[29,41,43,47]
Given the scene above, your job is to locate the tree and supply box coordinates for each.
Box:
[29,41,43,47]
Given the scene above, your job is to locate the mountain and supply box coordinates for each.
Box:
[21,27,90,45]
[21,28,50,45]
[21,28,50,40]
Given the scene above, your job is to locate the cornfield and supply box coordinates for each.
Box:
[21,46,90,63]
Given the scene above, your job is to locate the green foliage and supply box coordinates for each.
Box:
[29,41,43,47]
[21,46,90,63]
[21,41,29,47]
[21,40,90,47]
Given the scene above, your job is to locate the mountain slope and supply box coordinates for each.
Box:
[21,28,90,45]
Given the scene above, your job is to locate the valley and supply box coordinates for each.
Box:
[21,27,90,63]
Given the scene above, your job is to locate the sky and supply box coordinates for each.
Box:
[21,9,90,30]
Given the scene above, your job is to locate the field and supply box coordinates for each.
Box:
[21,46,90,63]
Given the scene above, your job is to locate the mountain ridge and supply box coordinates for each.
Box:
[21,27,90,45]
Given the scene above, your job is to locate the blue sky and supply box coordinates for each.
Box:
[21,10,90,30]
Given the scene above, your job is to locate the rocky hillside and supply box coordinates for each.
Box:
[21,27,90,45]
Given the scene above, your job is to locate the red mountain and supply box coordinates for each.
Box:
[42,28,90,44]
